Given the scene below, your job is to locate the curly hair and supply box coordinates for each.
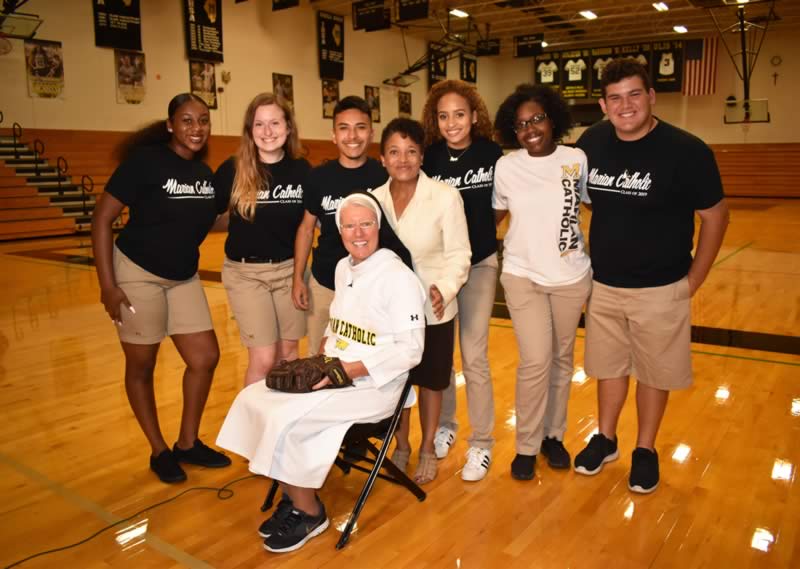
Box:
[421,79,493,147]
[600,58,652,97]
[380,118,425,154]
[494,84,573,148]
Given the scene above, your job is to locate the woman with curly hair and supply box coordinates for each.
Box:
[419,80,504,482]
[213,93,310,386]
[493,84,592,481]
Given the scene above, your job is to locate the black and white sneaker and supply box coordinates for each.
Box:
[541,437,571,469]
[574,433,619,475]
[258,493,294,538]
[628,448,659,494]
[263,504,330,553]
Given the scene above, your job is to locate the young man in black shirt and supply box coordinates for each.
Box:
[573,59,729,493]
[292,96,388,354]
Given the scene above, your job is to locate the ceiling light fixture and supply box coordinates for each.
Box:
[579,10,598,20]
[541,40,549,48]
[674,25,688,33]
[449,8,469,18]
[653,2,669,11]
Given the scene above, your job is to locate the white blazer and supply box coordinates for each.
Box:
[372,171,472,324]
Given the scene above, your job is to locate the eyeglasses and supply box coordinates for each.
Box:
[341,220,377,231]
[513,113,548,132]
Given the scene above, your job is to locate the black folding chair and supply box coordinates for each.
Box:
[261,380,426,549]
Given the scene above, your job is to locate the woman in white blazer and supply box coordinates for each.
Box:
[372,118,471,484]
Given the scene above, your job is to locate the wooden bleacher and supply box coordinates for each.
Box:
[1,126,795,241]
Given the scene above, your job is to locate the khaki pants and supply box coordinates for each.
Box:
[306,274,335,356]
[500,271,592,455]
[439,253,498,449]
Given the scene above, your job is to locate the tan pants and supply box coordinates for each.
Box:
[306,274,335,356]
[500,271,592,455]
[439,253,498,449]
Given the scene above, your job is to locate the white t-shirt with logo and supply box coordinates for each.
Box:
[564,59,587,81]
[537,61,558,84]
[660,52,674,75]
[493,145,591,286]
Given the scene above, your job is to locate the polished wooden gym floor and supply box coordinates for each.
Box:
[1,197,798,568]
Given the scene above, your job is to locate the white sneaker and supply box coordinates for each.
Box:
[461,447,492,482]
[433,426,457,459]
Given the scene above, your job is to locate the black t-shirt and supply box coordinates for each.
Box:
[303,158,388,290]
[213,155,311,261]
[108,144,223,281]
[576,119,724,288]
[422,137,503,265]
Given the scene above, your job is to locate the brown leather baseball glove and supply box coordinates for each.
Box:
[265,355,353,393]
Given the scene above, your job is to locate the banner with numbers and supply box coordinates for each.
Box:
[652,40,683,92]
[183,0,223,62]
[560,49,590,98]
[318,11,344,80]
[93,0,141,51]
[535,52,560,91]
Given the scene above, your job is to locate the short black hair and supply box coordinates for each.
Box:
[380,118,425,154]
[494,84,572,147]
[333,95,371,122]
[601,58,652,97]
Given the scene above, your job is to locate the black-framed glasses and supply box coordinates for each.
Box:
[513,113,548,132]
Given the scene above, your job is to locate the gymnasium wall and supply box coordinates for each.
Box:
[1,0,798,144]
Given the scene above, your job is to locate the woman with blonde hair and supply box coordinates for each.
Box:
[214,92,311,386]
[420,80,504,482]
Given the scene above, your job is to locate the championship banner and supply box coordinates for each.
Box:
[183,0,223,63]
[652,40,683,93]
[272,0,299,11]
[535,52,560,91]
[613,43,653,78]
[24,39,64,99]
[398,91,412,118]
[352,0,390,31]
[93,0,142,51]
[189,60,217,109]
[318,11,344,81]
[476,39,500,56]
[460,52,477,83]
[514,33,543,58]
[115,49,146,104]
[590,46,614,98]
[428,42,447,88]
[397,0,428,22]
[560,49,590,99]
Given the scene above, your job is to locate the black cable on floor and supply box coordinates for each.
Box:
[3,474,260,569]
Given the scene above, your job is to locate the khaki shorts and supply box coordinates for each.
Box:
[222,257,305,348]
[584,278,692,390]
[113,246,213,345]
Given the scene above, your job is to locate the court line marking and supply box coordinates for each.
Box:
[0,451,214,569]
[711,240,754,268]
[489,322,800,367]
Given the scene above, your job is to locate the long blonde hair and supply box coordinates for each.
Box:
[231,93,302,221]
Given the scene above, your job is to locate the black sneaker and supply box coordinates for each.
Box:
[172,439,232,468]
[511,454,536,480]
[150,450,187,483]
[258,493,294,538]
[263,504,330,553]
[541,437,571,469]
[629,448,659,494]
[574,433,619,475]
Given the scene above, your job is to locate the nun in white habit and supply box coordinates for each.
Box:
[216,192,426,553]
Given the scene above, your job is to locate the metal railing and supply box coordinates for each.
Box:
[56,156,68,194]
[80,174,94,218]
[32,138,44,176]
[12,121,23,159]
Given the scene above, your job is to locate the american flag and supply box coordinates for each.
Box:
[683,37,718,96]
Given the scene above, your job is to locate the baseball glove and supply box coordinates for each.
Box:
[265,355,353,393]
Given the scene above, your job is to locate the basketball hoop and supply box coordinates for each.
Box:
[0,33,12,56]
